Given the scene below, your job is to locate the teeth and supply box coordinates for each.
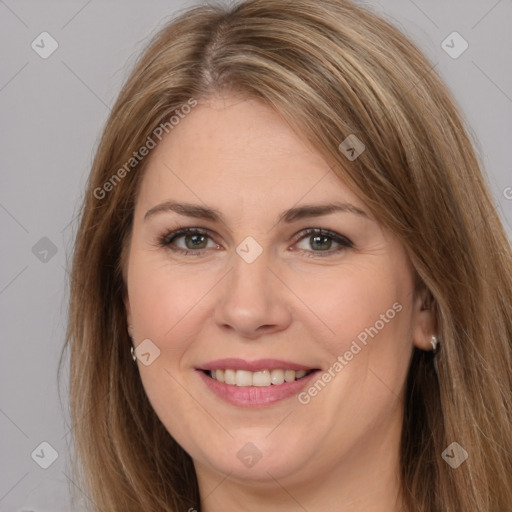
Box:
[235,370,253,386]
[271,369,285,385]
[224,369,236,385]
[284,370,295,382]
[208,369,312,386]
[253,370,271,387]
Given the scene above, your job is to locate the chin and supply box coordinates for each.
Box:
[191,430,318,483]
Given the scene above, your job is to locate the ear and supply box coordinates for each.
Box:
[412,286,437,351]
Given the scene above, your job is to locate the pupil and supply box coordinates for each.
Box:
[311,235,331,251]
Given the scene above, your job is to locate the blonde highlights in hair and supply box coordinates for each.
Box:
[63,1,512,510]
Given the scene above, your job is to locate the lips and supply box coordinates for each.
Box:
[196,358,320,407]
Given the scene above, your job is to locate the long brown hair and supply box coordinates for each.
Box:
[62,0,512,510]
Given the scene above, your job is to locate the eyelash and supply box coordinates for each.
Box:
[157,227,354,258]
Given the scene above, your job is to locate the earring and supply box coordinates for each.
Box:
[430,335,439,352]
[128,325,137,362]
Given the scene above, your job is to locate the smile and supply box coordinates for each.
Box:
[196,358,320,407]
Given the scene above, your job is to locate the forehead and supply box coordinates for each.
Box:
[136,96,367,219]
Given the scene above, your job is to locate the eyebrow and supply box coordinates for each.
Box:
[144,200,370,224]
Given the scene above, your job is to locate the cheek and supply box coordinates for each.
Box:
[318,267,413,416]
[294,259,414,419]
[127,251,208,353]
[289,261,405,358]
[126,254,217,448]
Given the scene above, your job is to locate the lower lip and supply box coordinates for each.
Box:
[197,370,320,407]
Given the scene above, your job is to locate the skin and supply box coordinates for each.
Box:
[124,94,436,512]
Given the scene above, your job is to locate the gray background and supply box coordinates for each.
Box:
[1,0,511,510]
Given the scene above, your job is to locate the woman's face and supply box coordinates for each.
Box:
[124,95,433,492]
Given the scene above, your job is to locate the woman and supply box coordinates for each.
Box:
[62,0,512,510]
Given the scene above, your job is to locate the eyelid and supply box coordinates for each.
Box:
[159,227,222,254]
[160,227,212,245]
[290,227,353,246]
[290,228,353,257]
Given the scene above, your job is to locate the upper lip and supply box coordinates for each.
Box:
[197,358,317,372]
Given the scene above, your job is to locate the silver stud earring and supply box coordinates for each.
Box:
[128,325,137,362]
[430,335,439,352]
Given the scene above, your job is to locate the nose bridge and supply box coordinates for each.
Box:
[213,238,292,337]
[228,241,272,305]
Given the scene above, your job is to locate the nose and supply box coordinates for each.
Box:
[213,247,292,340]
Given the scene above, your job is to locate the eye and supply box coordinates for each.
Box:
[157,227,353,258]
[291,228,353,257]
[158,228,221,256]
